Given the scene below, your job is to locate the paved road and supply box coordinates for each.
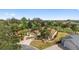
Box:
[19,36,36,50]
[19,38,36,50]
[19,36,63,50]
[21,45,36,50]
[21,44,63,50]
[20,39,33,45]
[19,36,34,45]
[44,44,63,50]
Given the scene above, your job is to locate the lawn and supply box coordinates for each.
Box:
[30,40,54,50]
[52,32,68,43]
[30,32,68,50]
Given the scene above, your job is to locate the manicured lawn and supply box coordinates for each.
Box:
[30,40,54,50]
[52,32,68,43]
[30,32,68,49]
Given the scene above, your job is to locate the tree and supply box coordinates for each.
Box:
[70,24,78,33]
[40,27,50,40]
[30,18,42,30]
[20,17,28,29]
[0,20,21,50]
[8,17,19,24]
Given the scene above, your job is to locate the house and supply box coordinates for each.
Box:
[61,34,79,50]
[48,29,58,40]
[32,30,41,36]
[25,32,37,40]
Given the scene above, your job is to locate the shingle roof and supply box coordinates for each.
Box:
[69,35,79,46]
[64,34,79,47]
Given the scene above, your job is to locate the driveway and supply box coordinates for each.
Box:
[21,45,36,50]
[19,36,36,50]
[19,36,34,45]
[20,39,33,45]
[44,44,63,50]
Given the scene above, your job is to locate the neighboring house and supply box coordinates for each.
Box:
[26,32,37,40]
[32,30,41,36]
[61,34,79,50]
[31,28,58,40]
[48,29,58,40]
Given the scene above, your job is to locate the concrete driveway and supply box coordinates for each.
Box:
[20,39,33,45]
[44,44,63,50]
[21,45,36,50]
[19,36,36,50]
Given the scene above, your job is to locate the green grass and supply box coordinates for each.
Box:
[30,40,54,50]
[52,32,68,42]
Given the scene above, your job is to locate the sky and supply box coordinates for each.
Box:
[0,9,79,20]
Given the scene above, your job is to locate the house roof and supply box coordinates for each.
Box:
[70,35,79,46]
[63,34,79,47]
